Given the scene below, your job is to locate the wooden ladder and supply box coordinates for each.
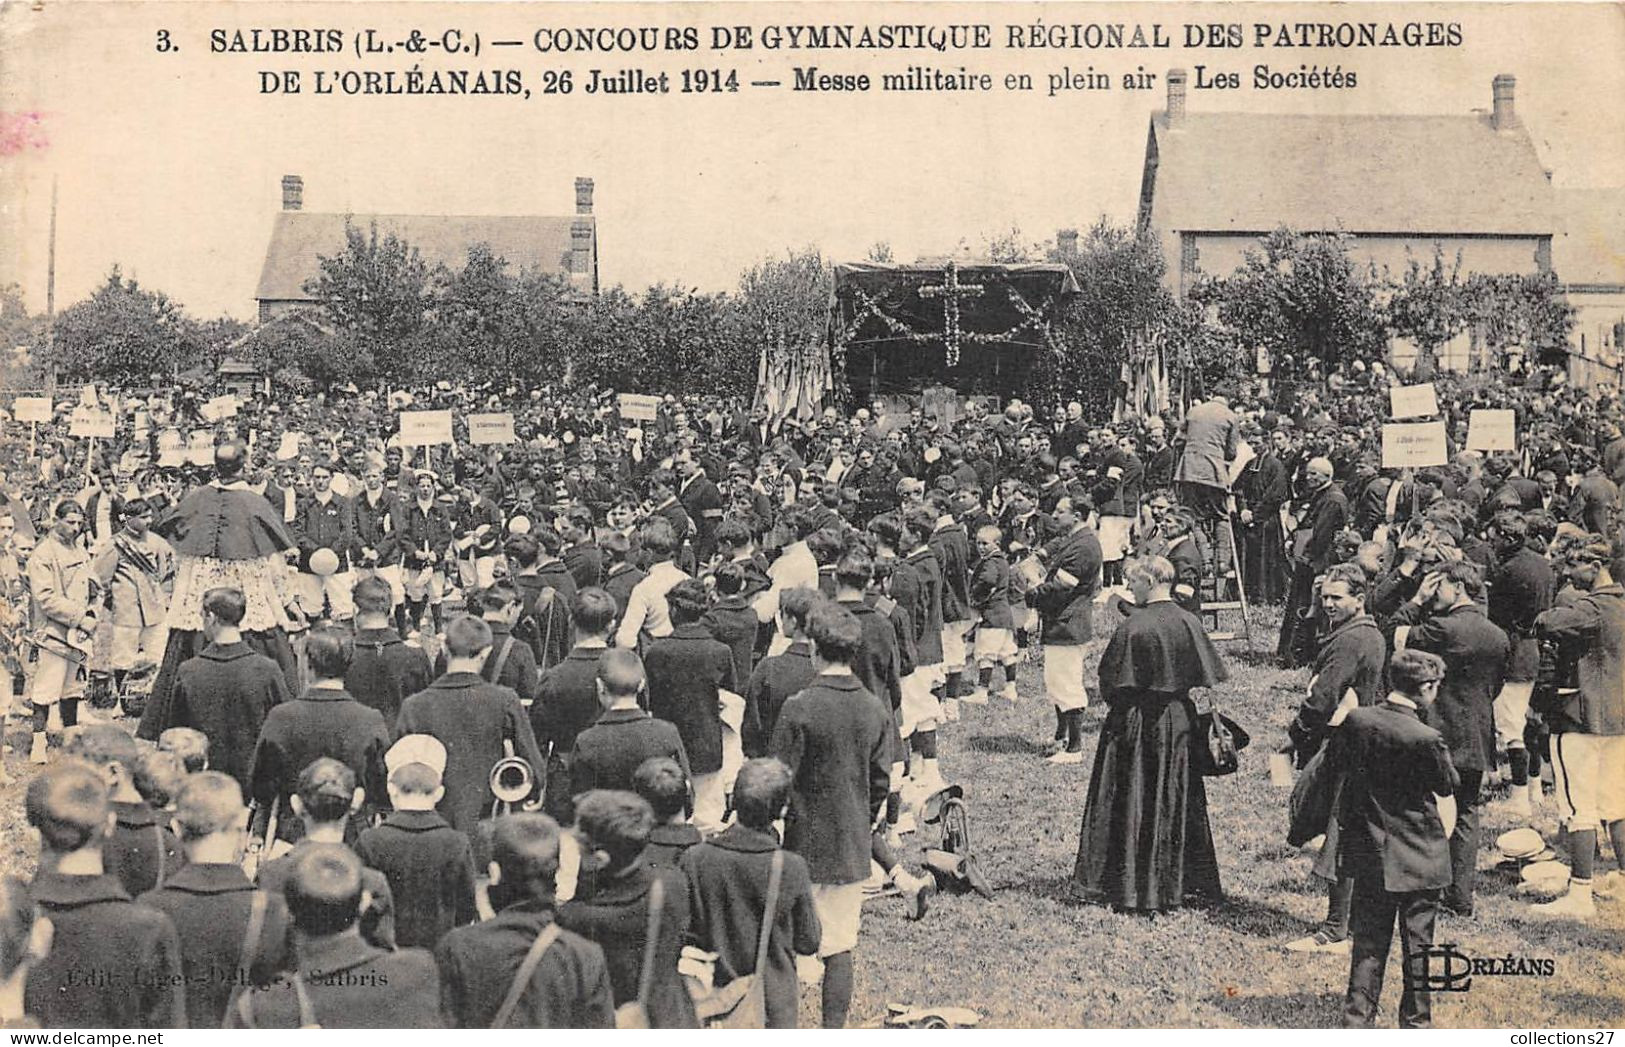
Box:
[1199,513,1252,644]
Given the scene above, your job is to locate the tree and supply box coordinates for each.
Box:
[0,284,45,387]
[427,243,522,384]
[1380,247,1470,375]
[47,268,205,385]
[1192,228,1387,370]
[736,247,833,399]
[866,241,894,263]
[305,220,435,383]
[1461,270,1574,367]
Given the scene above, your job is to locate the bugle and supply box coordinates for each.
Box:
[489,739,535,817]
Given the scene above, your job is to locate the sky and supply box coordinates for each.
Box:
[2,1,1622,321]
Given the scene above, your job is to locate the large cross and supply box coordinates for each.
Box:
[918,262,984,367]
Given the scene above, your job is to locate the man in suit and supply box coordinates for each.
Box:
[1173,392,1238,521]
[676,448,725,565]
[1279,457,1349,668]
[1027,495,1102,763]
[1329,648,1459,1029]
[560,507,603,591]
[1392,560,1509,916]
[352,464,406,609]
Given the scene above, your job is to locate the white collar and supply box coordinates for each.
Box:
[1384,693,1419,710]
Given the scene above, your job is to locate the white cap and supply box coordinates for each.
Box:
[386,734,448,779]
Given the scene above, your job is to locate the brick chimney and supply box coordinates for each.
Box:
[575,177,594,215]
[1057,229,1079,258]
[281,175,303,211]
[1166,69,1187,125]
[1492,74,1517,131]
[570,218,593,276]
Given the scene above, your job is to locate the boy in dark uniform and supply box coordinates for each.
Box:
[230,845,442,1028]
[65,726,184,897]
[25,761,186,1029]
[345,575,432,724]
[430,583,539,703]
[535,588,617,823]
[643,580,737,833]
[249,628,391,842]
[557,791,698,1028]
[701,563,761,690]
[434,814,614,1028]
[508,533,576,675]
[634,758,701,874]
[681,758,823,1028]
[600,532,646,620]
[356,735,477,950]
[140,772,292,1029]
[256,758,397,950]
[742,587,818,758]
[966,525,1017,704]
[569,649,691,800]
[399,615,547,863]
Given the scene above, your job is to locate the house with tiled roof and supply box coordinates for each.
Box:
[254,175,598,321]
[1136,72,1558,300]
[1554,188,1625,389]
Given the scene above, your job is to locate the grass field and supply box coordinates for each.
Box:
[1,609,1620,1029]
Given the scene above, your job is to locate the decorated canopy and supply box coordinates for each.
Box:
[829,261,1080,404]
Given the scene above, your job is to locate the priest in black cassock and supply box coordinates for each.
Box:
[137,442,303,740]
[1074,554,1228,912]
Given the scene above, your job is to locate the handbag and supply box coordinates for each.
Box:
[1196,702,1251,777]
[689,850,783,1029]
[614,877,665,1029]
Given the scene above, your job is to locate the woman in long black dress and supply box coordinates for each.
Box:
[1074,555,1229,912]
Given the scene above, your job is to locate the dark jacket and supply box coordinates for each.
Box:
[352,488,405,565]
[139,863,293,1029]
[1289,613,1386,759]
[345,627,433,724]
[1029,525,1101,645]
[106,800,185,899]
[1296,482,1350,572]
[1536,583,1625,736]
[644,823,704,875]
[569,707,692,799]
[680,825,822,1028]
[930,522,972,622]
[557,865,698,1029]
[602,562,647,619]
[256,841,396,950]
[515,568,576,673]
[644,624,736,775]
[564,542,604,591]
[1329,702,1459,893]
[1165,534,1204,615]
[434,899,614,1028]
[835,598,904,714]
[355,810,478,950]
[771,671,891,885]
[26,872,186,1029]
[1487,548,1556,682]
[397,672,547,845]
[743,641,816,758]
[903,546,946,664]
[250,687,391,821]
[534,645,607,755]
[227,930,442,1028]
[1391,602,1509,771]
[969,551,1014,629]
[293,491,359,570]
[171,640,291,789]
[701,595,760,693]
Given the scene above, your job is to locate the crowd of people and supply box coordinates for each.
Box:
[0,356,1619,1029]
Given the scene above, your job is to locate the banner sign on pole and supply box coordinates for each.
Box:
[187,430,215,467]
[12,397,50,423]
[617,393,661,423]
[467,412,517,445]
[1389,383,1439,419]
[398,409,455,446]
[201,394,240,422]
[1466,409,1517,452]
[68,407,116,439]
[1381,421,1449,468]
